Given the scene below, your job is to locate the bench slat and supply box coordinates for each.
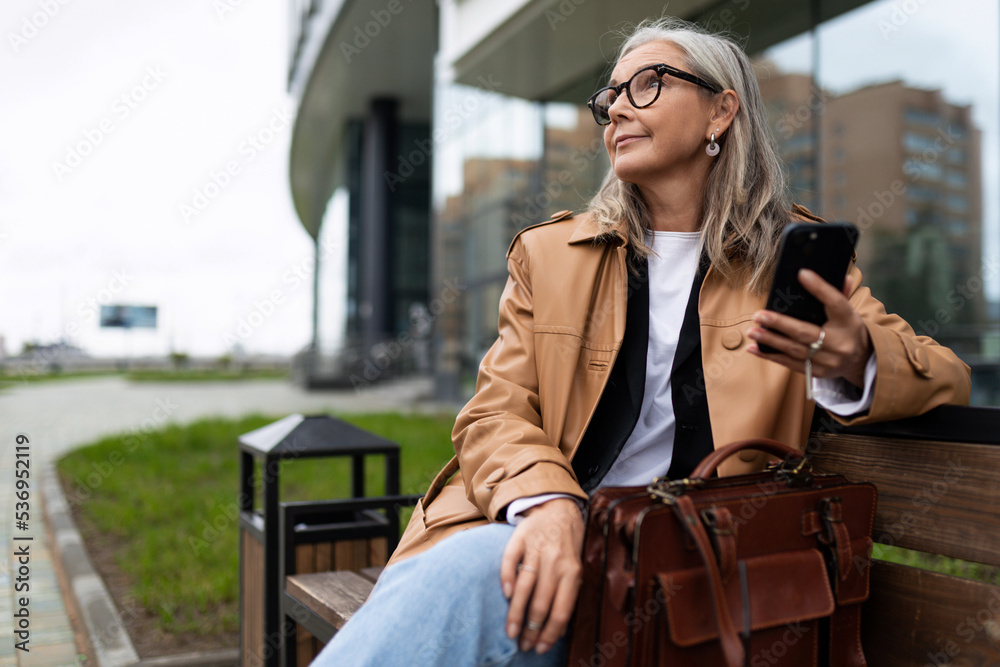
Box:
[809,433,1000,567]
[359,567,384,583]
[287,571,375,631]
[863,560,1000,666]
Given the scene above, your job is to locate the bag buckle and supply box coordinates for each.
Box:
[768,457,814,487]
[647,476,704,503]
[818,496,842,521]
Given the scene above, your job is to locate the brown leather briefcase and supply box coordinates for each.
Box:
[568,439,876,667]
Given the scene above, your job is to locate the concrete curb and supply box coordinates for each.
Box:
[134,649,239,666]
[41,463,141,667]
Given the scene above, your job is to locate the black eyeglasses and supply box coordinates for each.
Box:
[587,63,722,126]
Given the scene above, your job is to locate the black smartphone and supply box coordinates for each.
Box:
[757,222,860,354]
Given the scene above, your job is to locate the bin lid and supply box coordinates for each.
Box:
[238,414,399,459]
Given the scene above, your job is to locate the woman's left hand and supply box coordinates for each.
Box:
[747,269,872,388]
[500,498,584,655]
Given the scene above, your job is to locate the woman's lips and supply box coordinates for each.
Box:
[615,135,646,148]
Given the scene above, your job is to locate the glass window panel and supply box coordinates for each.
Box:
[432,81,607,394]
[814,0,998,403]
[947,170,969,188]
[755,0,997,404]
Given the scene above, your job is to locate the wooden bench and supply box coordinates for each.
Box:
[278,495,420,666]
[808,404,1000,666]
[285,566,383,642]
[280,405,1000,666]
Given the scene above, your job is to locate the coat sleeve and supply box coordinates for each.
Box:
[451,238,587,521]
[836,264,971,425]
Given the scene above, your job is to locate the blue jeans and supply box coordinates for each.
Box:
[310,523,569,666]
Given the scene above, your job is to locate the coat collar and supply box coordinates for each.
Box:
[567,212,627,246]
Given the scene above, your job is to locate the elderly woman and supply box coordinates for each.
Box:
[311,16,970,667]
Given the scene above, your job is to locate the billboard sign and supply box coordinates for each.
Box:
[100,305,158,329]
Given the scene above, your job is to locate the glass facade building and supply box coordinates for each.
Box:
[286,0,999,402]
[427,0,999,403]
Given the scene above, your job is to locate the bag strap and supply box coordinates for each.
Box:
[689,438,802,480]
[673,494,744,667]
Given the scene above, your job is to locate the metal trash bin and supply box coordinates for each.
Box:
[237,414,400,667]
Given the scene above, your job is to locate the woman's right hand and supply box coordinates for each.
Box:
[499,498,585,655]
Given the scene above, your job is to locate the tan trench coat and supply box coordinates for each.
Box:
[390,207,971,564]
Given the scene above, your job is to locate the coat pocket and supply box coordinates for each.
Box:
[421,480,485,531]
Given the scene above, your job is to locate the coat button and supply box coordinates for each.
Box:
[907,345,932,377]
[550,209,572,220]
[722,329,744,350]
[485,468,505,487]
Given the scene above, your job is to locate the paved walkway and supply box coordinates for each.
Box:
[0,375,446,666]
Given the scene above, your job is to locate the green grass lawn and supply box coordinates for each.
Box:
[57,411,456,635]
[0,369,121,384]
[124,368,290,382]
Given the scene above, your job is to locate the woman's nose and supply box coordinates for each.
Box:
[606,93,631,122]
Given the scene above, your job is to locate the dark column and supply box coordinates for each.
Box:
[306,232,320,385]
[359,98,398,355]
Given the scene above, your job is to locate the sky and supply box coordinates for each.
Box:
[0,0,320,359]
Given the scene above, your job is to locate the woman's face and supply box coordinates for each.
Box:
[603,41,716,188]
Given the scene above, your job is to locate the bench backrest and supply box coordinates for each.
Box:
[808,405,1000,667]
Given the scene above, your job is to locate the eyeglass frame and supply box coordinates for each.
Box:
[587,63,722,126]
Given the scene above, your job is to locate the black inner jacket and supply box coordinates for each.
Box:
[572,254,714,494]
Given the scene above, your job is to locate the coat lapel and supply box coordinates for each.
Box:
[670,254,711,376]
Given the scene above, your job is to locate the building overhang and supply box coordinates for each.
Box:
[288,0,872,239]
[289,0,438,238]
[443,0,870,104]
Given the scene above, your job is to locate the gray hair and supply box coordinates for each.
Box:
[588,16,790,293]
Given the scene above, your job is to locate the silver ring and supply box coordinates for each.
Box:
[526,620,544,631]
[807,329,826,360]
[518,564,537,575]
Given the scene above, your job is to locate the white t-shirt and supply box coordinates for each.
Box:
[598,230,701,486]
[505,232,878,522]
